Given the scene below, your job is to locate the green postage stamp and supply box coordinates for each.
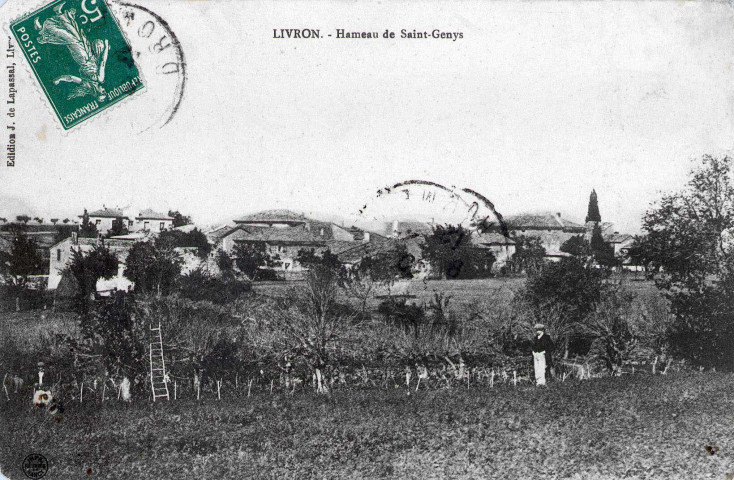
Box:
[10,0,144,129]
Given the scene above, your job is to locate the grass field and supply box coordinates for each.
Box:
[2,372,732,479]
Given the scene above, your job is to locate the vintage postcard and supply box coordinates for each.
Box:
[1,1,734,479]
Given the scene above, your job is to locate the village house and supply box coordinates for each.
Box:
[604,232,635,257]
[80,207,129,235]
[48,234,135,292]
[471,232,517,267]
[48,233,204,293]
[79,207,174,235]
[210,210,380,278]
[502,212,587,260]
[133,209,174,233]
[356,219,517,274]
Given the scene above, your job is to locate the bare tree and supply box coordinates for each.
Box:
[272,265,348,393]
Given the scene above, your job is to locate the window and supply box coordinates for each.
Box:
[128,220,133,228]
[56,249,61,262]
[144,221,149,230]
[95,219,101,226]
[160,222,165,231]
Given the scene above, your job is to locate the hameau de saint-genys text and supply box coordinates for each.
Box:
[273,29,463,41]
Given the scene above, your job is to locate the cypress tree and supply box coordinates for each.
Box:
[586,189,601,223]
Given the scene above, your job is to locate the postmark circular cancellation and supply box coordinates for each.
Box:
[354,180,510,284]
[110,1,186,132]
[357,180,507,236]
[22,453,48,479]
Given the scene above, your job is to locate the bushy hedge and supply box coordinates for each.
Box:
[175,270,252,305]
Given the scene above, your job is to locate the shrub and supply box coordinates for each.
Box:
[158,228,212,258]
[517,257,604,357]
[580,287,638,374]
[420,224,495,279]
[377,298,426,335]
[124,240,181,296]
[176,269,251,305]
[667,279,734,370]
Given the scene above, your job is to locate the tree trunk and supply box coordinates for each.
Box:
[120,377,131,402]
[315,368,328,394]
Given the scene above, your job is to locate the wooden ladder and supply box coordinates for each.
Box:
[149,321,170,402]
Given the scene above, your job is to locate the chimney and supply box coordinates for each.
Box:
[556,212,561,218]
[392,220,399,237]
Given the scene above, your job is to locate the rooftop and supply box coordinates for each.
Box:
[504,212,586,232]
[605,232,634,243]
[81,208,128,219]
[472,232,516,246]
[229,222,337,244]
[136,209,173,220]
[234,209,308,224]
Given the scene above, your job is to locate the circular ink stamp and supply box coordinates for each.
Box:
[22,453,48,479]
[350,179,512,282]
[109,1,187,132]
[357,180,507,236]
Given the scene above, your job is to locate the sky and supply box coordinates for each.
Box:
[1,0,733,233]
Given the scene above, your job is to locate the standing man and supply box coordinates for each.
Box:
[532,324,554,386]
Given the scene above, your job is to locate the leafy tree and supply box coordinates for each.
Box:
[271,265,348,393]
[168,210,192,228]
[420,224,495,279]
[176,268,251,304]
[158,228,211,258]
[560,235,591,258]
[79,209,98,238]
[77,292,147,397]
[124,240,182,296]
[16,215,30,224]
[107,217,129,237]
[519,257,604,357]
[33,217,43,224]
[339,243,415,317]
[358,243,414,282]
[53,225,76,245]
[639,155,734,369]
[296,248,342,271]
[590,223,618,268]
[62,218,70,224]
[0,217,7,223]
[232,242,279,281]
[65,244,119,313]
[586,189,601,223]
[215,248,234,277]
[641,155,734,288]
[50,218,59,225]
[0,226,45,294]
[508,235,546,274]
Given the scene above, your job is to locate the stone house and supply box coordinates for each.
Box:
[503,212,587,260]
[48,233,205,293]
[210,210,377,278]
[80,208,129,235]
[604,232,635,258]
[471,232,517,267]
[133,209,174,233]
[48,234,135,292]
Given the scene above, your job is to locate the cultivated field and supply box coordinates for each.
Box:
[1,373,732,479]
[0,275,684,479]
